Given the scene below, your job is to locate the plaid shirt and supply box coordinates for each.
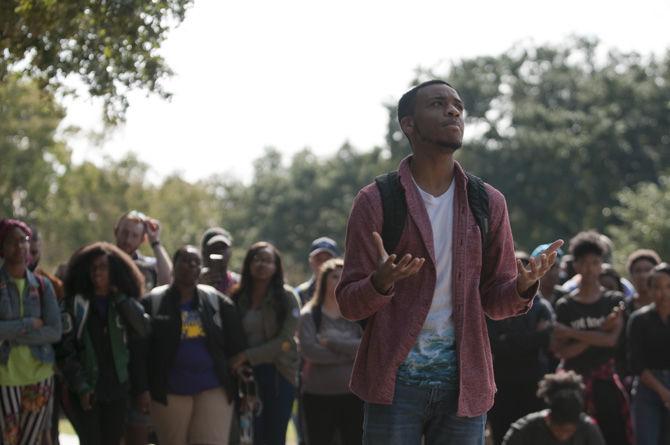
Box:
[336,157,537,417]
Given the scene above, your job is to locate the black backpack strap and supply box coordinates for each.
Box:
[465,172,490,251]
[374,171,407,254]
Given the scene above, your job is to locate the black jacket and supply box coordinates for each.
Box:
[142,284,247,405]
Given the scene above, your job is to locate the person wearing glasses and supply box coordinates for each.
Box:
[230,242,301,445]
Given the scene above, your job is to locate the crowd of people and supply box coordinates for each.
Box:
[0,214,362,445]
[1,212,668,445]
[1,81,668,445]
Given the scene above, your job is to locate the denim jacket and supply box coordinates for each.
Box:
[0,266,62,365]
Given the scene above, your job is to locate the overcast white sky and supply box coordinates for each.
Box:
[60,0,670,183]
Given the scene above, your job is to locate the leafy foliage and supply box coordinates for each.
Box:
[0,0,193,122]
[609,177,670,268]
[3,37,670,282]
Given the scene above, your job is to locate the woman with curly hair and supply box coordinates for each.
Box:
[298,258,363,445]
[502,371,605,444]
[0,219,62,445]
[57,242,149,445]
[230,242,301,445]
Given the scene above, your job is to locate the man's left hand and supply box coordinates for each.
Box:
[516,239,564,294]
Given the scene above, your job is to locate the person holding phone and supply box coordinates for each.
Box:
[200,227,239,296]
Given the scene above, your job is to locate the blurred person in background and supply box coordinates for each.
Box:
[57,242,149,445]
[551,231,632,445]
[487,251,556,444]
[562,234,635,299]
[200,227,239,295]
[627,262,670,445]
[27,224,65,445]
[626,249,661,312]
[143,245,246,445]
[114,210,172,445]
[231,242,301,445]
[114,210,172,292]
[298,258,363,445]
[27,225,64,301]
[295,237,340,306]
[502,371,605,445]
[599,264,625,293]
[0,219,62,445]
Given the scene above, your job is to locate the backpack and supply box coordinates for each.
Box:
[147,284,224,330]
[374,170,491,255]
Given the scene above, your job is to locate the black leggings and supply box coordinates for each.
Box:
[302,392,363,445]
[62,392,128,445]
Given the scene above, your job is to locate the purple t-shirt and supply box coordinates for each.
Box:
[168,300,220,395]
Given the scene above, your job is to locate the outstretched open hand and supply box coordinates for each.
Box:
[516,239,564,294]
[371,231,425,294]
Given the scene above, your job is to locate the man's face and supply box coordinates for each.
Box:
[1,228,30,267]
[403,83,465,152]
[28,238,42,271]
[115,218,145,255]
[630,258,656,295]
[174,248,202,287]
[204,241,231,270]
[309,251,335,275]
[574,253,603,286]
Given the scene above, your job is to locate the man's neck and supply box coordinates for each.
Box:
[634,290,652,308]
[176,284,195,303]
[575,280,603,303]
[409,150,456,196]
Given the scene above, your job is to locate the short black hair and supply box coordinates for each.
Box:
[173,245,201,265]
[626,249,662,274]
[648,262,670,288]
[537,371,585,424]
[569,231,606,261]
[397,80,455,124]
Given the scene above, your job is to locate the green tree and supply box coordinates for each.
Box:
[0,75,69,219]
[0,0,193,122]
[609,177,670,268]
[413,37,670,249]
[41,154,151,266]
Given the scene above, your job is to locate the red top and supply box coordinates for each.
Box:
[335,156,537,417]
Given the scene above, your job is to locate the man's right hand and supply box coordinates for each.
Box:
[371,231,425,294]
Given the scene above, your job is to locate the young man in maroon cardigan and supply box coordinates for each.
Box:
[335,80,562,444]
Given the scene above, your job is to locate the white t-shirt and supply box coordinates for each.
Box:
[396,177,458,387]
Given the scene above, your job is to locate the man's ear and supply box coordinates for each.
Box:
[399,116,414,138]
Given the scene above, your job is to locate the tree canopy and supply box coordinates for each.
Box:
[3,37,669,281]
[0,0,192,122]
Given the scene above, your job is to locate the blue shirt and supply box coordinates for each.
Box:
[168,300,220,395]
